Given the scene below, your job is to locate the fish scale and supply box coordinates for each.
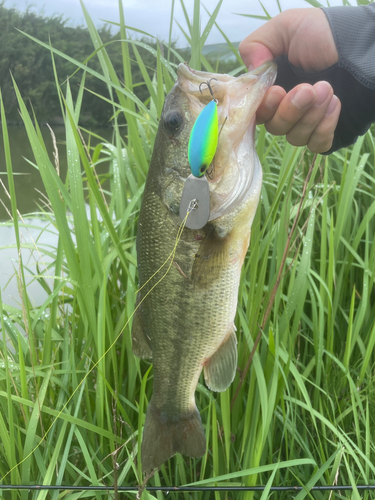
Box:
[136,187,239,401]
[131,62,277,472]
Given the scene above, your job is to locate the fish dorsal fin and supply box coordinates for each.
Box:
[204,326,238,392]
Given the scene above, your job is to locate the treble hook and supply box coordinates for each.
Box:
[199,78,218,102]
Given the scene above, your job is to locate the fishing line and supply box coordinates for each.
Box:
[0,202,196,484]
[135,199,196,296]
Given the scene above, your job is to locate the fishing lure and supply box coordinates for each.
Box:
[188,94,218,177]
[180,79,219,229]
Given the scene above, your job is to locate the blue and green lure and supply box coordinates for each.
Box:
[188,99,218,178]
[179,79,219,229]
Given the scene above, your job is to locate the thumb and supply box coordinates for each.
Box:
[239,12,290,70]
[239,41,274,71]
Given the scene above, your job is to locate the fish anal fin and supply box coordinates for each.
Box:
[131,295,153,359]
[141,400,206,473]
[204,326,238,392]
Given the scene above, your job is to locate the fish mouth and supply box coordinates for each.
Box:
[177,62,277,220]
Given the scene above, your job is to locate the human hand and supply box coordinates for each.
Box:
[239,8,341,153]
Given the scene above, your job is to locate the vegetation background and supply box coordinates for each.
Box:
[0,2,235,126]
[0,0,375,499]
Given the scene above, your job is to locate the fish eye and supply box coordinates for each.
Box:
[164,111,184,135]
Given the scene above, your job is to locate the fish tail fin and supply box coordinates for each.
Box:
[141,399,206,472]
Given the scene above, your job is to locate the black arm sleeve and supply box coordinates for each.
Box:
[274,4,375,154]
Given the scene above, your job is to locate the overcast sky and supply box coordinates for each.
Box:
[5,0,344,47]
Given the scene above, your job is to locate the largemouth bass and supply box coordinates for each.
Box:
[132,62,277,472]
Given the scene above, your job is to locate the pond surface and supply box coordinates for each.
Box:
[0,219,58,309]
[0,126,113,308]
[0,126,113,220]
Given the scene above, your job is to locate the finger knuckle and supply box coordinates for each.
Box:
[308,134,334,153]
[286,133,308,147]
[265,121,288,136]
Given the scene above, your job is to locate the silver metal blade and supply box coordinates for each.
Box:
[179,174,210,230]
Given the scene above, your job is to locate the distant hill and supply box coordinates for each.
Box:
[201,42,240,62]
[181,42,241,63]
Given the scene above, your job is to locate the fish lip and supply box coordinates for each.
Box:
[178,62,277,220]
[248,60,278,79]
[177,61,277,125]
[177,61,277,89]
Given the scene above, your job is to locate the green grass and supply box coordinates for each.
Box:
[1,1,375,499]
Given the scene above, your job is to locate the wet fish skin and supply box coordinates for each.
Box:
[131,62,277,472]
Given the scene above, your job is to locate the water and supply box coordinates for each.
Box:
[0,126,113,220]
[0,126,113,307]
[0,218,58,308]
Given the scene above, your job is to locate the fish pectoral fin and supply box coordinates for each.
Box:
[192,226,229,287]
[131,294,153,359]
[141,400,206,473]
[204,326,237,392]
